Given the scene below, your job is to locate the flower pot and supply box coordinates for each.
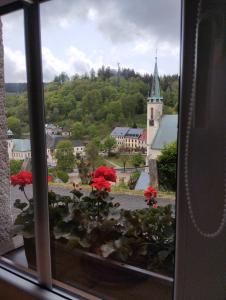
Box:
[23,237,173,300]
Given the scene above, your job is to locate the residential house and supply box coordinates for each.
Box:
[111,127,146,152]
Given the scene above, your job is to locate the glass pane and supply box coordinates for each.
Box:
[42,0,179,298]
[0,10,37,277]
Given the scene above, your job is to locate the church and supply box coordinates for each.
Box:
[146,57,178,159]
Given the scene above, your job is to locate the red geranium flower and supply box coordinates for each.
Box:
[11,171,32,186]
[91,176,111,192]
[144,186,157,199]
[93,166,117,182]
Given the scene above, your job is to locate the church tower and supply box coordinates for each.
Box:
[147,56,163,157]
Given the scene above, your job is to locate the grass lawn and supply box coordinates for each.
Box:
[103,155,146,169]
[49,182,175,199]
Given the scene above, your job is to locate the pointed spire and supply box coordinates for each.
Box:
[148,53,163,103]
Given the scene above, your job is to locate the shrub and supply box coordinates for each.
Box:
[157,141,177,191]
[10,160,23,175]
[57,170,69,183]
[128,171,140,189]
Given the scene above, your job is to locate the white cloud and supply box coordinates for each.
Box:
[4,45,105,82]
[4,46,26,82]
[87,8,98,21]
[58,18,70,29]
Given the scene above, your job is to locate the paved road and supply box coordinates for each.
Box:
[10,185,175,214]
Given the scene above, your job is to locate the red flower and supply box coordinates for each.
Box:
[144,186,157,199]
[48,175,53,182]
[93,166,117,182]
[91,176,111,192]
[152,204,158,209]
[11,171,32,186]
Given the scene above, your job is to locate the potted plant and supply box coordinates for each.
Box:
[12,167,175,297]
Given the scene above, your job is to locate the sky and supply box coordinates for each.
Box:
[2,0,181,83]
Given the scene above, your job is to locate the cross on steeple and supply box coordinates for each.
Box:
[148,53,163,103]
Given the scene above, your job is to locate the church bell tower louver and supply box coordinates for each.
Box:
[147,55,163,158]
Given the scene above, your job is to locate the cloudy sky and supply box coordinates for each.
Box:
[2,0,180,83]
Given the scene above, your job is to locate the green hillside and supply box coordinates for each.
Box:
[6,68,179,139]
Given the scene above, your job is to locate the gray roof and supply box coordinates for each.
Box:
[126,128,144,138]
[111,127,130,137]
[151,115,178,150]
[148,57,163,103]
[72,140,85,147]
[7,129,13,136]
[46,135,65,150]
[46,135,84,150]
[13,139,31,152]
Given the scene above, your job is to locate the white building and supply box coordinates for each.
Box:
[7,137,31,160]
[7,132,85,166]
[111,127,146,152]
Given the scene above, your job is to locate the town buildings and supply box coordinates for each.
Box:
[111,57,177,159]
[7,130,85,166]
[45,123,70,137]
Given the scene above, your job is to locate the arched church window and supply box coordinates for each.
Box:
[151,107,154,120]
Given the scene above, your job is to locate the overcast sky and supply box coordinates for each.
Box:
[2,0,180,83]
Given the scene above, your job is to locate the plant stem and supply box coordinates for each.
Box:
[97,200,100,220]
[23,188,29,201]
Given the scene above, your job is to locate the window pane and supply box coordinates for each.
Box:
[35,1,178,298]
[0,10,37,278]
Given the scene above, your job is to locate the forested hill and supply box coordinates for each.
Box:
[6,69,179,139]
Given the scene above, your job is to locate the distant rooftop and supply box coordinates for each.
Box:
[13,139,31,152]
[46,134,84,150]
[126,128,144,138]
[7,129,13,136]
[151,115,178,150]
[111,127,130,137]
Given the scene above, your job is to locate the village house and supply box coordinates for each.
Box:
[46,135,85,166]
[110,127,146,152]
[45,123,70,137]
[7,130,85,166]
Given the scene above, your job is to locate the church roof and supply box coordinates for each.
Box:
[151,115,178,150]
[148,56,163,103]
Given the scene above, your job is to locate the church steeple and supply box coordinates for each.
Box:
[148,55,163,103]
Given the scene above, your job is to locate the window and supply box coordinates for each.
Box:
[151,107,154,120]
[1,1,225,300]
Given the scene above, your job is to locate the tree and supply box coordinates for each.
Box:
[57,170,69,183]
[54,72,70,84]
[10,160,23,175]
[157,141,177,191]
[71,122,85,140]
[55,140,75,172]
[86,141,99,171]
[120,155,129,172]
[7,116,21,138]
[131,154,145,168]
[103,136,117,156]
[0,18,13,245]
